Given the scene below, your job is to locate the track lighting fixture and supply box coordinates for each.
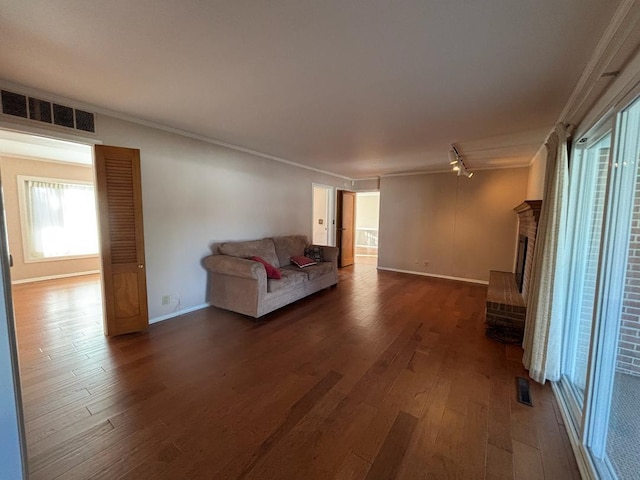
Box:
[448,145,473,178]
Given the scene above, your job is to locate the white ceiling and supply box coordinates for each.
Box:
[0,0,620,178]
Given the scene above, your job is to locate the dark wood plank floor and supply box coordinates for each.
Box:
[12,265,580,479]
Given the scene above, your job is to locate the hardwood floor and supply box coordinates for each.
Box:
[355,254,378,266]
[12,266,580,479]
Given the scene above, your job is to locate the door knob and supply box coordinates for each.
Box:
[138,264,144,269]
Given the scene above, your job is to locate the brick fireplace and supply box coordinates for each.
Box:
[514,200,542,303]
[485,200,542,343]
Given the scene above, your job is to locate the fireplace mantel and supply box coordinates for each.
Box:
[514,200,542,223]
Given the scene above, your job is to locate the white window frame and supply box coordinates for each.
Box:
[562,122,613,409]
[584,95,640,476]
[17,175,99,263]
[555,85,640,480]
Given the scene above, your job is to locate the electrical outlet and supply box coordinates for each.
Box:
[162,295,171,305]
[423,260,429,267]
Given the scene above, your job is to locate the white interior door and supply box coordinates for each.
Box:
[312,184,334,246]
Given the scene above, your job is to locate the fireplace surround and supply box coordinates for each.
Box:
[515,234,528,293]
[513,200,542,303]
[485,200,542,343]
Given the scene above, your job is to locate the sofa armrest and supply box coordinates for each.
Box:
[314,245,338,265]
[204,255,266,280]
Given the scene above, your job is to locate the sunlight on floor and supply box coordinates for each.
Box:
[355,255,377,266]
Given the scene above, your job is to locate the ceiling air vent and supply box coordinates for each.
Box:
[1,90,27,118]
[1,89,95,133]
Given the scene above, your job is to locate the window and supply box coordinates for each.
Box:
[20,177,99,260]
[561,125,611,417]
[557,93,640,480]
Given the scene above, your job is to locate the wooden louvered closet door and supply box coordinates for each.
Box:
[94,146,148,336]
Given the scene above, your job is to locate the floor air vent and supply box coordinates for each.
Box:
[516,376,533,406]
[1,89,95,133]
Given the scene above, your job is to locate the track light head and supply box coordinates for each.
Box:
[448,145,473,178]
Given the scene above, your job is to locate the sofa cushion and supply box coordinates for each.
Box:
[267,268,307,293]
[250,256,281,279]
[290,255,316,268]
[300,262,334,281]
[272,235,308,267]
[219,238,280,268]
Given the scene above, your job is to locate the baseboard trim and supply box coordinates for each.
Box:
[11,270,101,285]
[551,381,598,480]
[150,303,211,325]
[376,267,488,285]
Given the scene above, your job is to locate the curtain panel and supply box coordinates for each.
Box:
[523,123,570,384]
[25,180,98,259]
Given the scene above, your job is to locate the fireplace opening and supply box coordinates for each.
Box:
[515,234,528,293]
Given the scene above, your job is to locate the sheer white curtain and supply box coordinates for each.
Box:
[26,180,98,258]
[27,181,65,258]
[522,123,570,384]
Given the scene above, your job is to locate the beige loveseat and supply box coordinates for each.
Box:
[204,235,338,318]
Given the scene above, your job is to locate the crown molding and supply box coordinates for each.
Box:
[379,163,530,178]
[557,0,640,127]
[0,79,354,181]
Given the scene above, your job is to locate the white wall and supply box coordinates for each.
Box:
[527,145,547,200]
[0,279,25,479]
[378,168,529,282]
[0,189,26,478]
[96,115,349,321]
[354,178,380,191]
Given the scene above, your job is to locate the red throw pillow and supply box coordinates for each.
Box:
[290,255,317,268]
[250,256,281,279]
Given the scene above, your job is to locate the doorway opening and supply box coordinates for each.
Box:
[0,128,106,471]
[0,130,100,280]
[312,184,335,246]
[0,129,104,344]
[355,191,380,266]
